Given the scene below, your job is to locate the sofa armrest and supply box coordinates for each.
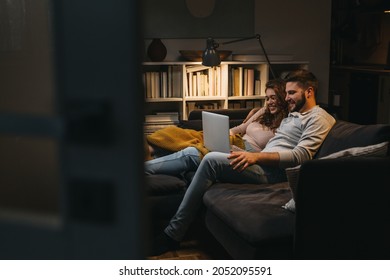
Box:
[294,156,390,259]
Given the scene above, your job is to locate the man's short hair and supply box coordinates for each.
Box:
[284,69,318,94]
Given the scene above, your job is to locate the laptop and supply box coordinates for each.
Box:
[202,111,231,153]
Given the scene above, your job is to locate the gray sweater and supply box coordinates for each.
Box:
[263,105,336,168]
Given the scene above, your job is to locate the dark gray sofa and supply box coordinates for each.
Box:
[146,109,390,259]
[146,109,252,240]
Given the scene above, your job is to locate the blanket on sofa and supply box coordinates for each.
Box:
[146,125,245,158]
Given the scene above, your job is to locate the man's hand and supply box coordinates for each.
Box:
[228,151,259,172]
[228,150,280,171]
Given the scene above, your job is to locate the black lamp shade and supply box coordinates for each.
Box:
[202,38,220,67]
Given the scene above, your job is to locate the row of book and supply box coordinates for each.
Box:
[143,65,263,99]
[184,65,228,98]
[183,65,262,98]
[143,112,179,135]
[143,65,182,99]
[187,101,220,112]
[228,100,263,109]
[230,67,262,97]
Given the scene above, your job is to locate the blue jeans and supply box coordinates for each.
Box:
[159,151,287,241]
[145,141,255,176]
[145,147,201,176]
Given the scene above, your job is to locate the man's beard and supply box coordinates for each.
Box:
[290,94,306,113]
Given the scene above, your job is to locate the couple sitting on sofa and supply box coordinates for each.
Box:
[145,69,336,256]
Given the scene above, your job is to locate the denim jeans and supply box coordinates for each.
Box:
[162,151,287,241]
[145,141,255,176]
[145,147,201,176]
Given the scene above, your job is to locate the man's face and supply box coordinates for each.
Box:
[285,81,307,113]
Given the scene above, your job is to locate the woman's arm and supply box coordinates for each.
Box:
[230,107,265,135]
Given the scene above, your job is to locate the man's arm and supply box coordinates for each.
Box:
[278,109,336,168]
[228,151,280,171]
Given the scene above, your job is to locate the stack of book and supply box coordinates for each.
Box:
[144,112,180,135]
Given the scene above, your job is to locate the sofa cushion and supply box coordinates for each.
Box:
[145,174,187,195]
[315,120,390,158]
[284,141,389,212]
[319,141,388,159]
[282,198,296,213]
[203,182,294,245]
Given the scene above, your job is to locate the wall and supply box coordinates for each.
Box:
[143,0,332,104]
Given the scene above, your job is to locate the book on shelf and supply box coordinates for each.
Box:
[196,72,204,96]
[233,102,241,109]
[144,112,179,135]
[169,65,182,98]
[232,68,239,96]
[187,72,193,97]
[238,67,243,96]
[228,102,241,109]
[253,100,262,108]
[144,112,179,123]
[143,71,170,99]
[152,72,160,98]
[144,123,177,135]
[185,66,225,98]
[246,68,255,96]
[255,80,261,95]
[161,71,168,98]
[192,74,197,97]
[156,111,179,115]
[214,66,222,97]
[232,67,244,96]
[208,67,215,97]
[245,100,254,108]
[186,65,210,73]
[243,68,248,97]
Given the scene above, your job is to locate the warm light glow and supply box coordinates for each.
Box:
[384,10,390,13]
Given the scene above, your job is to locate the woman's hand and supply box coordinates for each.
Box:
[227,151,259,172]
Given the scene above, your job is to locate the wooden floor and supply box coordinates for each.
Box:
[148,239,232,260]
[148,240,212,260]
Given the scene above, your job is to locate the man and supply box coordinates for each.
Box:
[151,69,336,256]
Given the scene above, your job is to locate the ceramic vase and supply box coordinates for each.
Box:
[147,38,167,62]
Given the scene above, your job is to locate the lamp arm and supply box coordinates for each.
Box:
[254,34,276,79]
[218,35,258,46]
[218,34,276,79]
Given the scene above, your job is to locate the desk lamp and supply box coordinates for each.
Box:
[201,34,277,79]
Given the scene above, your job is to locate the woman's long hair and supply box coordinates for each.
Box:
[255,79,288,131]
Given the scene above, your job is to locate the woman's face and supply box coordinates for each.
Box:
[265,88,280,115]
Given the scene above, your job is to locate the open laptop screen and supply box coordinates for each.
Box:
[202,111,231,153]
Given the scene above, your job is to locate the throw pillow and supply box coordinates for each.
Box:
[283,141,389,213]
[282,198,296,213]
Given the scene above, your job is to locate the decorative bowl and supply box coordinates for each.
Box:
[179,50,232,62]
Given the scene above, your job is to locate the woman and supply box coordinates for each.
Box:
[145,78,288,176]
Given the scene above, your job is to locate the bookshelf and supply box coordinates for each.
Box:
[142,61,308,120]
